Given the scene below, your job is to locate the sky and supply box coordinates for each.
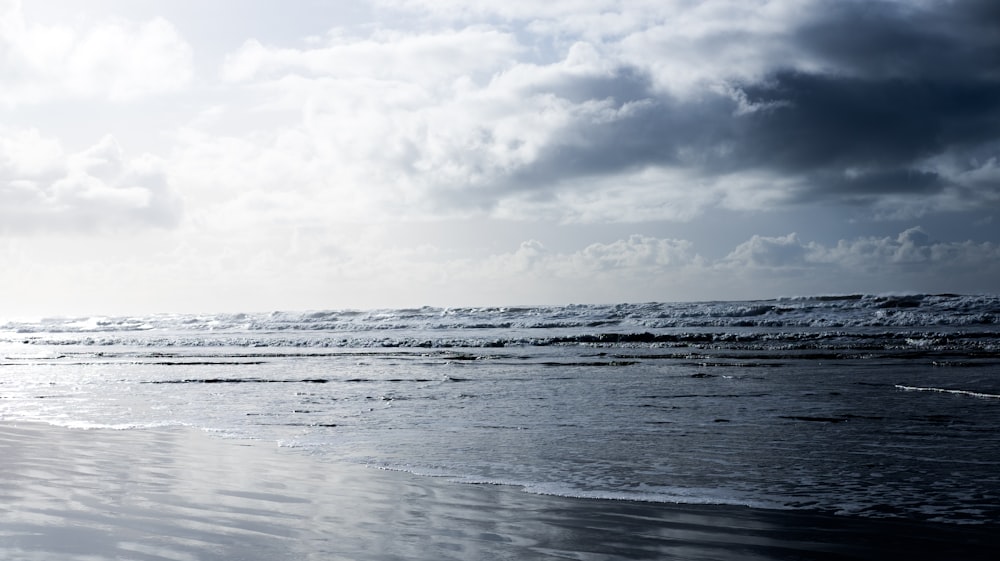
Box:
[1,0,999,316]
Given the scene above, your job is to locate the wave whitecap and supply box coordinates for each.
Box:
[895,385,1000,399]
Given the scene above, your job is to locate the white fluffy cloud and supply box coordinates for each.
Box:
[222,27,519,86]
[0,0,192,104]
[724,233,814,268]
[179,25,740,226]
[818,227,1000,273]
[177,31,660,224]
[0,130,181,233]
[379,0,820,95]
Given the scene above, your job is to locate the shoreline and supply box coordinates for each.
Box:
[1,421,996,560]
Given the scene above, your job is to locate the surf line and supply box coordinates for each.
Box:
[894,385,1000,399]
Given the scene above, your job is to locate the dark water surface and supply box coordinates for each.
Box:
[2,294,999,525]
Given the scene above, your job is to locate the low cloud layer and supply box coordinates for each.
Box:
[5,226,992,315]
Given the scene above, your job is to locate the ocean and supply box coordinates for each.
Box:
[2,293,999,527]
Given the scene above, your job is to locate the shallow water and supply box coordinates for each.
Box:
[4,423,996,561]
[2,294,999,524]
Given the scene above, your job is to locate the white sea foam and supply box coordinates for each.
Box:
[369,468,787,510]
[46,419,188,431]
[517,482,786,510]
[895,385,1000,399]
[2,293,998,336]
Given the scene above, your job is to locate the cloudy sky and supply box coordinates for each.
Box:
[2,0,999,315]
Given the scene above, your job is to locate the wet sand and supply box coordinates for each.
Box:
[0,422,996,560]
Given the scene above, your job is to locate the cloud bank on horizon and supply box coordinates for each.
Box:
[1,0,998,314]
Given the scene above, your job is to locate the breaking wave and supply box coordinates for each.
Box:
[2,294,998,357]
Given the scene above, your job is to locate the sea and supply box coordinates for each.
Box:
[1,293,998,526]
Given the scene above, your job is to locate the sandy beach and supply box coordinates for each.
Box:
[0,422,995,560]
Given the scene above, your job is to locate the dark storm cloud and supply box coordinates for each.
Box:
[504,85,735,189]
[732,71,1000,173]
[807,168,945,200]
[795,0,1000,80]
[506,0,1000,211]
